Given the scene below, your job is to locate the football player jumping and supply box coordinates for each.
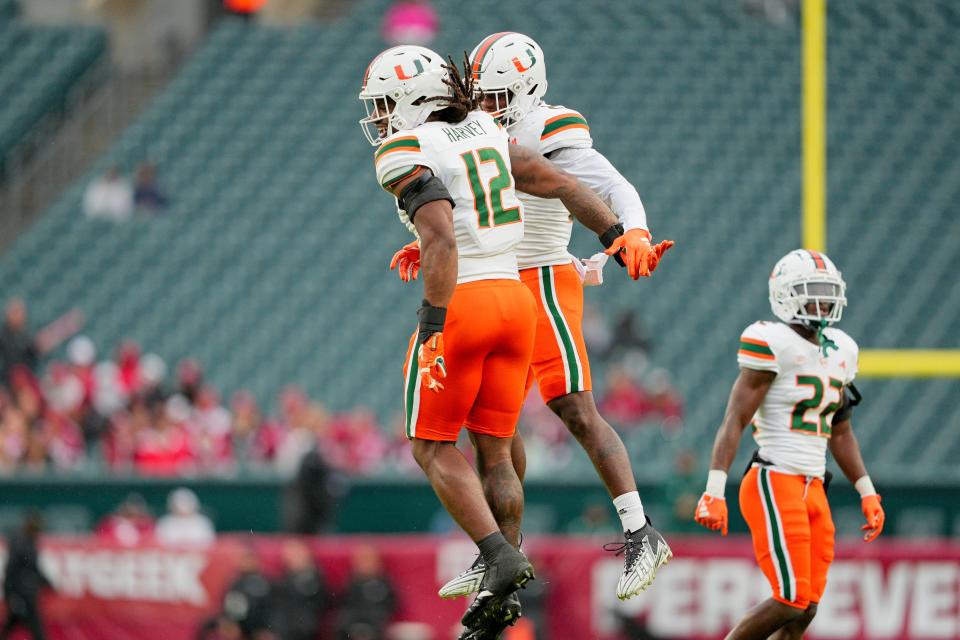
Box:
[362,46,648,635]
[695,250,885,640]
[424,32,674,611]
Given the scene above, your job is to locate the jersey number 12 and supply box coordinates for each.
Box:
[460,148,522,228]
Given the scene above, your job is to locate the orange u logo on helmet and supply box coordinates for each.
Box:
[394,59,425,80]
[511,49,537,73]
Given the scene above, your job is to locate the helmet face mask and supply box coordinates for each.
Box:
[475,87,514,122]
[789,278,846,326]
[359,95,398,146]
[769,250,847,328]
[359,46,450,146]
[470,33,547,127]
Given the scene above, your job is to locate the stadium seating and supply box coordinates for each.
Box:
[0,0,957,480]
[0,12,106,169]
[0,0,17,21]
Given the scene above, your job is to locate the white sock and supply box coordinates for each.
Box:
[613,491,646,533]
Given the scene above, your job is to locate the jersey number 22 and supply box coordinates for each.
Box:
[791,375,843,437]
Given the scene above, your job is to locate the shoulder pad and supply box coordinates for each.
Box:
[541,110,589,139]
[375,134,422,163]
[375,133,432,192]
[824,327,859,383]
[823,327,859,355]
[738,321,779,373]
[539,108,591,152]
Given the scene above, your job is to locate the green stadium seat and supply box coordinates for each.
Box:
[0,22,106,170]
[1,1,957,480]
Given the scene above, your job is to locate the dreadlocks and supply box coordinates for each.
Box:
[425,53,481,124]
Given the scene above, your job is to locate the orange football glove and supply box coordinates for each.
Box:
[418,333,447,393]
[649,238,676,273]
[694,494,728,536]
[389,240,421,282]
[861,494,884,542]
[603,229,675,280]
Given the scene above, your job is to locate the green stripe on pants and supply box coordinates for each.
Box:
[541,266,580,391]
[404,341,419,438]
[760,469,793,602]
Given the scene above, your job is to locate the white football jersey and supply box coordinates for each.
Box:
[507,102,592,270]
[375,111,524,284]
[737,321,859,479]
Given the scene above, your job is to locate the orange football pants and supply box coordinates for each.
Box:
[519,263,592,403]
[402,279,537,441]
[739,466,836,609]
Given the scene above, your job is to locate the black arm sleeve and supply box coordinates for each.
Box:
[833,382,862,423]
[598,223,626,267]
[397,172,455,221]
[417,300,447,345]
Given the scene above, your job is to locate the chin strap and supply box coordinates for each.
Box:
[817,319,839,356]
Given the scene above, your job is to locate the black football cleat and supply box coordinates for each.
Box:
[460,546,534,628]
[457,592,521,640]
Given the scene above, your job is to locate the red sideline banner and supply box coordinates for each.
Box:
[0,536,958,639]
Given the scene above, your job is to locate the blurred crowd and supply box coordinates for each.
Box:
[5,488,399,640]
[0,297,684,480]
[198,542,398,640]
[97,488,215,547]
[83,162,169,221]
[0,297,404,479]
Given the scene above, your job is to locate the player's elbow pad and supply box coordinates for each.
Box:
[397,172,455,221]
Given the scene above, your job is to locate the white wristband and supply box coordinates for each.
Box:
[855,475,877,498]
[705,470,728,498]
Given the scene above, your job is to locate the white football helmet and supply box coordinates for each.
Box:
[359,45,450,146]
[769,249,847,327]
[469,32,547,126]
